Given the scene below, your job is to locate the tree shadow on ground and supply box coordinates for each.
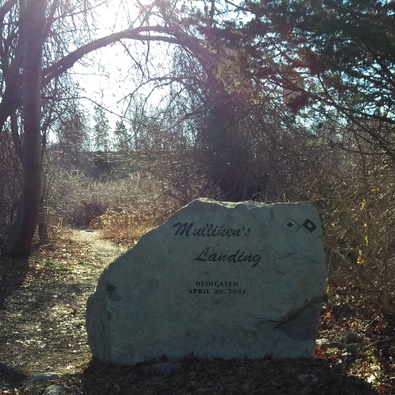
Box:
[61,357,378,395]
[0,256,30,390]
[0,274,95,385]
[0,363,28,389]
[0,257,29,311]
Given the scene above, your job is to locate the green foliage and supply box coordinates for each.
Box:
[43,258,56,267]
[93,106,111,152]
[113,120,130,152]
[241,0,395,143]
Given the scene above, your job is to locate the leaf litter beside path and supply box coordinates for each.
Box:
[0,228,389,394]
[0,229,127,388]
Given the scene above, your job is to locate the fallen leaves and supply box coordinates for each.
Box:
[1,229,394,394]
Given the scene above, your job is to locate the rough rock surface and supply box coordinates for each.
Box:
[86,198,327,364]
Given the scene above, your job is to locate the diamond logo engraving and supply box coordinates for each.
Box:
[282,219,299,232]
[302,219,317,233]
[283,218,317,234]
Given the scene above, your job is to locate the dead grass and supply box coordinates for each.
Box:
[91,200,181,246]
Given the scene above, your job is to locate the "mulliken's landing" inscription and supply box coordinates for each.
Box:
[173,222,251,237]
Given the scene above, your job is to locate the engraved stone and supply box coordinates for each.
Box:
[86,198,327,364]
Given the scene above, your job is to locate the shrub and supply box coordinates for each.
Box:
[92,199,180,246]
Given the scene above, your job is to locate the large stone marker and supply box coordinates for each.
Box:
[86,198,327,364]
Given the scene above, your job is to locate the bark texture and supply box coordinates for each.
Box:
[5,0,47,257]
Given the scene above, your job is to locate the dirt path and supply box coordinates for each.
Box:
[0,230,127,387]
[70,229,126,264]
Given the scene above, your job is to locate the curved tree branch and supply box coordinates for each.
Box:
[0,24,213,128]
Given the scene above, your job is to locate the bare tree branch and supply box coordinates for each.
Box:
[0,21,214,128]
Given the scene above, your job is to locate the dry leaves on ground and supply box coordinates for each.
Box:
[0,229,393,394]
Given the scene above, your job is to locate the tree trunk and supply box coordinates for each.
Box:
[4,0,47,257]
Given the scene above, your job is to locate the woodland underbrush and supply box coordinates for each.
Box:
[40,161,395,317]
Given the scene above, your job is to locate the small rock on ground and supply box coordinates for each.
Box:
[43,384,68,395]
[32,372,60,381]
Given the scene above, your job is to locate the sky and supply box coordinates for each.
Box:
[72,45,133,123]
[70,2,137,127]
[68,0,173,132]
